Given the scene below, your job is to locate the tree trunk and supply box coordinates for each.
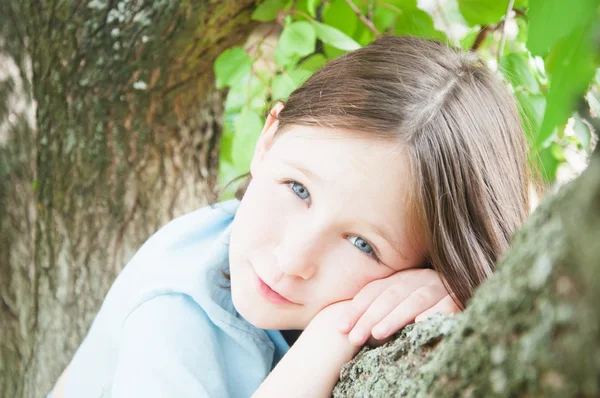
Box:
[3,1,599,397]
[334,150,600,397]
[0,1,262,397]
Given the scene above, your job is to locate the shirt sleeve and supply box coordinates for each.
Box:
[111,293,229,398]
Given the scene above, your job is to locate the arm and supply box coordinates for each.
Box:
[254,268,461,397]
[252,302,358,398]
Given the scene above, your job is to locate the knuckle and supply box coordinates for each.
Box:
[358,310,376,325]
[356,281,379,299]
[411,288,433,307]
[382,286,403,302]
[366,278,386,293]
[350,291,368,308]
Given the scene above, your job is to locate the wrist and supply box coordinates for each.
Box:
[303,302,361,356]
[253,302,361,398]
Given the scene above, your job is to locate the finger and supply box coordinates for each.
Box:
[415,295,461,323]
[372,283,448,339]
[337,280,386,333]
[366,333,395,348]
[347,286,413,346]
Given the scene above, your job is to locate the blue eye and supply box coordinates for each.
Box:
[285,180,380,263]
[348,236,377,259]
[289,181,310,200]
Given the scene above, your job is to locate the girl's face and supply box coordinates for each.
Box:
[229,106,426,330]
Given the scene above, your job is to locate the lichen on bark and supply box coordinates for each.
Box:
[334,151,600,397]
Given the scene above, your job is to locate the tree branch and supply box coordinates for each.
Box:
[344,0,380,38]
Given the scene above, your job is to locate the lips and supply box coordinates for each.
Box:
[254,271,298,305]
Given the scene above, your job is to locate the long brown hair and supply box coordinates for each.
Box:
[228,36,531,307]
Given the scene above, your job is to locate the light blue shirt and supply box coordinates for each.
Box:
[60,199,290,398]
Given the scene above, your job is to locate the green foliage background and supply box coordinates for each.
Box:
[214,0,600,198]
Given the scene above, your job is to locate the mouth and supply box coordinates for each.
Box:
[253,271,299,305]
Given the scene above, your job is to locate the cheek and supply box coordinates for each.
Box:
[230,176,292,254]
[316,251,391,304]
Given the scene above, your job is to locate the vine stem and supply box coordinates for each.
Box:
[344,0,380,37]
[497,0,515,63]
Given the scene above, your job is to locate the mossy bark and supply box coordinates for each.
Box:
[3,1,599,397]
[334,150,600,397]
[0,1,262,397]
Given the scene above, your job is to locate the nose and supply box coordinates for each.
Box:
[273,223,327,280]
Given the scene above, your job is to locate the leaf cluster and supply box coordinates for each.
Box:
[214,0,600,197]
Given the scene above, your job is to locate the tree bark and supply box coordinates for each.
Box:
[0,1,262,397]
[334,150,600,397]
[3,1,599,397]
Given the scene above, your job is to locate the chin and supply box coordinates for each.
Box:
[232,293,304,330]
[234,301,278,329]
[230,287,268,328]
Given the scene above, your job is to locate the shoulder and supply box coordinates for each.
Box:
[143,199,241,253]
[123,293,215,342]
[87,199,243,345]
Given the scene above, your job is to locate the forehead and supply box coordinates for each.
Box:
[269,125,412,214]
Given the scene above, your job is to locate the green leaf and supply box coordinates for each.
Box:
[252,0,289,22]
[535,23,598,148]
[550,142,566,162]
[527,0,598,56]
[499,53,539,94]
[573,113,591,153]
[307,0,320,17]
[515,92,546,148]
[289,68,313,85]
[278,21,317,58]
[219,118,235,164]
[232,110,264,173]
[373,5,397,32]
[515,15,528,44]
[394,8,447,42]
[538,143,560,183]
[323,0,358,37]
[357,27,376,47]
[458,0,509,27]
[225,74,268,114]
[299,53,327,72]
[311,21,361,51]
[351,22,376,47]
[384,0,418,7]
[293,0,313,21]
[218,115,243,200]
[323,43,346,59]
[274,46,301,68]
[272,69,313,99]
[272,73,297,100]
[459,28,479,49]
[217,159,240,201]
[214,47,252,89]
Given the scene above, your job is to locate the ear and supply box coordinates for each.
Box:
[250,102,284,177]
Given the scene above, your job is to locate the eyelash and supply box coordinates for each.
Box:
[281,179,381,263]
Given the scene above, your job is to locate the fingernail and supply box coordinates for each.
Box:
[348,328,364,345]
[372,324,389,339]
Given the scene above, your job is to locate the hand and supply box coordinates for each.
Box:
[337,268,461,347]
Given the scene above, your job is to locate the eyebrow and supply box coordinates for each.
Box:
[282,160,323,184]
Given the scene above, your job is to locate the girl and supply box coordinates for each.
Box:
[49,36,530,397]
